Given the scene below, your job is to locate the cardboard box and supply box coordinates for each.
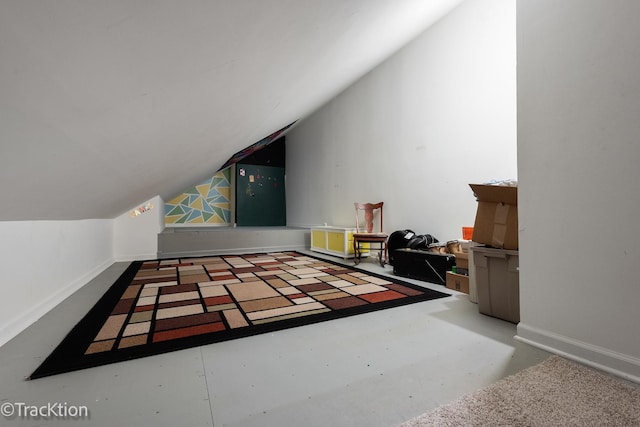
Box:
[446,271,469,294]
[469,184,518,250]
[455,252,469,270]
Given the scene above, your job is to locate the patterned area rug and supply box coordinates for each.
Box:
[30,251,448,379]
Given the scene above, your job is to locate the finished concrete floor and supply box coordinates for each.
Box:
[0,251,550,426]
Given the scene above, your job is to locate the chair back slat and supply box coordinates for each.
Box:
[354,202,384,233]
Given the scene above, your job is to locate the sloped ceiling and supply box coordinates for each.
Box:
[0,0,462,220]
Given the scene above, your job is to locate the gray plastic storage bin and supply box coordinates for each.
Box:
[471,245,519,323]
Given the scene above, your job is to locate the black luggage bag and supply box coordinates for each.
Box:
[392,248,455,285]
[388,230,439,266]
[387,229,416,266]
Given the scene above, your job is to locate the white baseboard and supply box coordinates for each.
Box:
[157,244,308,259]
[0,257,114,348]
[114,252,159,262]
[515,322,640,384]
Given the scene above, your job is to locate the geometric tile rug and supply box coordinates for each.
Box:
[29,252,449,379]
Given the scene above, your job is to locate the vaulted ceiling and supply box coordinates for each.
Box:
[0,0,462,220]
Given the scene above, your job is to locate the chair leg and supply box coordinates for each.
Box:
[353,240,360,265]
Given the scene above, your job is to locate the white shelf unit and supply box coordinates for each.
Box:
[310,226,369,259]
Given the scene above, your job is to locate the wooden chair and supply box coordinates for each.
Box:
[353,202,388,266]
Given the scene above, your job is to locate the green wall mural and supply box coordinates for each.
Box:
[164,168,231,225]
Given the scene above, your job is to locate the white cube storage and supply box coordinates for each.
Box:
[310,226,369,259]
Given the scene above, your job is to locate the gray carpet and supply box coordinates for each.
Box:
[398,356,640,426]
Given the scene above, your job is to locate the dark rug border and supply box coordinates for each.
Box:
[29,251,449,380]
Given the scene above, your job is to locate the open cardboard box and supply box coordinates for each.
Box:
[469,184,518,250]
[455,252,469,270]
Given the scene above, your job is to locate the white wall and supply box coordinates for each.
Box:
[0,196,164,347]
[516,0,640,381]
[113,195,165,261]
[286,0,516,241]
[0,220,113,347]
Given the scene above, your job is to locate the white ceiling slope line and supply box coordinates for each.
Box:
[0,0,463,220]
